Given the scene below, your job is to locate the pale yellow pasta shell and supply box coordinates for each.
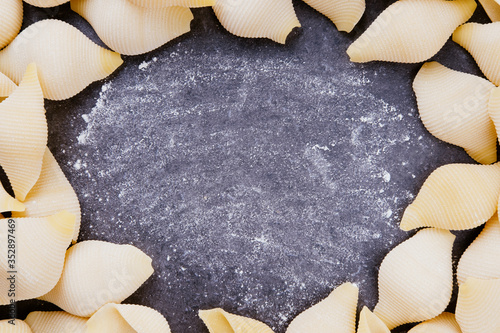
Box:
[0,320,33,332]
[0,20,123,100]
[357,306,390,333]
[199,308,273,333]
[457,214,500,285]
[0,211,76,305]
[413,61,497,164]
[12,147,81,243]
[39,240,154,317]
[24,0,69,7]
[302,0,364,33]
[407,312,462,333]
[0,181,24,213]
[347,0,476,63]
[478,0,500,22]
[286,282,358,333]
[0,0,23,50]
[86,303,171,332]
[71,0,193,56]
[488,86,500,142]
[400,163,500,231]
[0,63,47,201]
[373,228,455,329]
[25,311,87,333]
[453,22,500,86]
[0,71,17,98]
[456,278,500,333]
[127,0,215,8]
[213,0,301,44]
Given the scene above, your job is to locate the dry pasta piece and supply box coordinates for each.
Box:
[347,0,476,63]
[127,0,214,8]
[0,63,47,201]
[302,0,364,33]
[0,212,76,305]
[407,312,461,333]
[0,20,123,100]
[488,86,500,142]
[413,61,496,164]
[24,0,69,7]
[71,0,193,56]
[0,181,24,213]
[478,0,500,21]
[25,311,87,333]
[0,0,23,50]
[199,308,273,333]
[456,278,500,333]
[357,306,390,333]
[213,0,301,44]
[453,22,500,86]
[400,163,500,231]
[12,147,81,243]
[373,228,455,329]
[0,320,33,332]
[286,282,358,333]
[39,240,154,317]
[457,214,500,285]
[0,72,17,100]
[86,303,171,332]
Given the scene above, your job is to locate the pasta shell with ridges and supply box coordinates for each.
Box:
[12,147,81,243]
[302,0,365,33]
[408,312,462,333]
[478,0,500,21]
[347,0,476,63]
[0,72,16,98]
[39,240,154,317]
[357,306,390,333]
[373,228,455,329]
[199,308,274,333]
[213,0,301,44]
[400,163,500,231]
[0,19,123,101]
[488,86,500,142]
[127,0,214,8]
[0,0,23,50]
[25,311,87,333]
[0,212,76,305]
[456,278,500,333]
[24,0,69,7]
[0,63,47,201]
[86,303,171,332]
[0,181,24,213]
[413,62,496,164]
[0,320,33,332]
[71,0,193,56]
[286,282,358,333]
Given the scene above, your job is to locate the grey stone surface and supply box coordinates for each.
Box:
[0,1,492,332]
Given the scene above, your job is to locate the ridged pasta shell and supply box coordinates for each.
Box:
[286,282,358,333]
[478,0,500,21]
[24,0,69,7]
[86,303,171,332]
[457,214,500,285]
[357,307,390,333]
[302,0,365,33]
[488,86,500,141]
[0,71,16,98]
[127,0,215,8]
[39,240,154,317]
[0,20,123,100]
[0,63,47,202]
[453,22,500,86]
[25,311,87,333]
[12,147,81,243]
[407,312,462,333]
[213,0,301,44]
[199,308,273,333]
[413,61,497,164]
[373,228,455,329]
[0,181,24,213]
[400,163,500,231]
[0,211,76,305]
[346,0,476,63]
[71,0,193,56]
[456,278,500,333]
[0,0,23,50]
[0,320,33,332]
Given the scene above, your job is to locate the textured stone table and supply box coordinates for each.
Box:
[0,1,492,332]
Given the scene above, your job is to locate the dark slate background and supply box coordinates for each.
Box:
[0,1,492,332]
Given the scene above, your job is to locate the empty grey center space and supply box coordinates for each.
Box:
[4,1,492,332]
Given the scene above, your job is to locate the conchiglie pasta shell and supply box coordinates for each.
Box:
[478,0,500,22]
[0,63,47,201]
[302,0,365,33]
[213,0,301,44]
[407,312,462,333]
[456,278,500,333]
[0,20,123,100]
[25,311,87,333]
[0,71,17,98]
[400,163,500,231]
[346,0,476,63]
[199,308,273,333]
[488,86,500,141]
[127,0,214,8]
[0,181,24,213]
[0,211,76,305]
[357,306,390,333]
[0,0,23,50]
[12,147,81,243]
[39,240,154,317]
[373,228,455,329]
[71,0,193,56]
[286,282,358,333]
[86,303,171,333]
[0,320,33,332]
[413,61,496,164]
[24,0,69,7]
